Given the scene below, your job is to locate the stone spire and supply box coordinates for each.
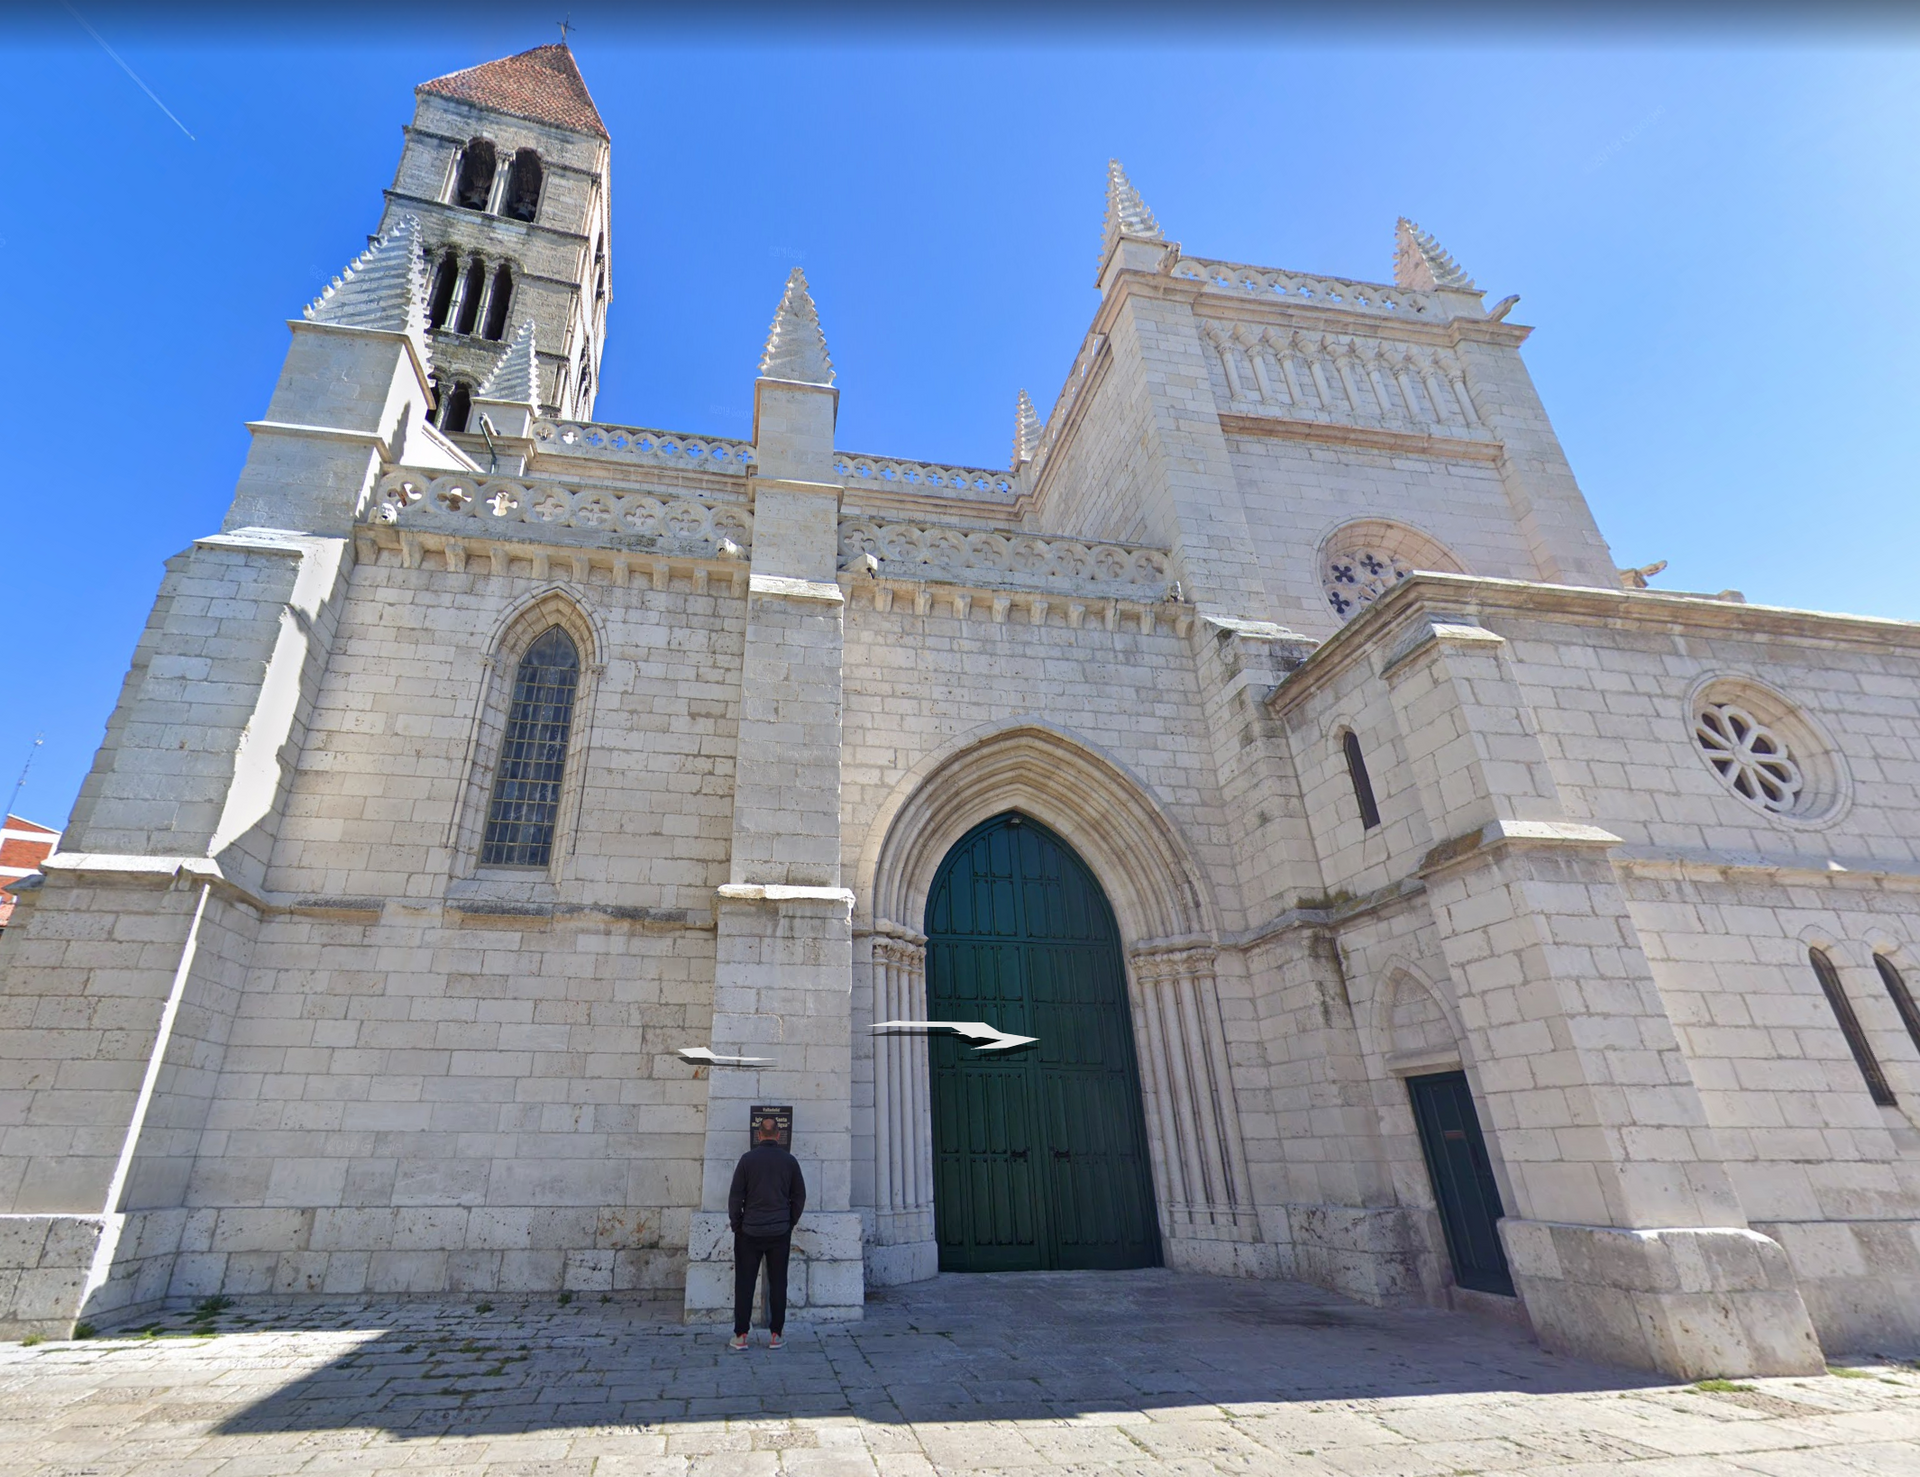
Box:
[1103,159,1162,254]
[1011,389,1042,470]
[478,318,538,404]
[758,268,835,387]
[1394,217,1477,292]
[303,214,430,357]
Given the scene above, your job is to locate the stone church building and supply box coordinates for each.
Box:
[5,43,1920,1378]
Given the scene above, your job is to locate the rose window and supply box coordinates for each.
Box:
[1693,702,1804,813]
[1323,548,1414,618]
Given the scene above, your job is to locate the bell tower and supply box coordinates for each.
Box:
[378,43,611,431]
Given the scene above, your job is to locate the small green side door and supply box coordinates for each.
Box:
[1407,1071,1514,1296]
[926,812,1161,1272]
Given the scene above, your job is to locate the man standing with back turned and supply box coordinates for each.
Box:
[727,1114,806,1350]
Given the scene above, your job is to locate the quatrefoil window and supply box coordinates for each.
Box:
[1694,702,1804,813]
[1322,547,1413,617]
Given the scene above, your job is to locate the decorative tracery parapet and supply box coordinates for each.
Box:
[834,454,1016,499]
[369,470,752,554]
[1171,255,1438,319]
[839,520,1169,596]
[531,419,755,475]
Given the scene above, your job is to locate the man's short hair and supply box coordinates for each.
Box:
[756,1118,780,1139]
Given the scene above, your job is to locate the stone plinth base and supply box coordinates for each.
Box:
[683,1211,864,1324]
[1165,1234,1284,1279]
[1502,1219,1824,1378]
[1754,1218,1920,1357]
[866,1236,938,1287]
[0,1214,107,1337]
[1287,1204,1423,1305]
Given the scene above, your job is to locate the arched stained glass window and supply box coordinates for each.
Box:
[480,626,580,868]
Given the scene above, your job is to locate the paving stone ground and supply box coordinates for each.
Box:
[4,1269,1918,1475]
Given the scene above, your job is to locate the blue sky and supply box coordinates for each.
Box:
[2,14,1917,831]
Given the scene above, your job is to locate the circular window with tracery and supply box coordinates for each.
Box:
[1317,520,1463,622]
[1323,548,1413,618]
[1693,703,1802,812]
[1687,679,1848,827]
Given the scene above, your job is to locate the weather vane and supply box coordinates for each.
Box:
[557,15,575,44]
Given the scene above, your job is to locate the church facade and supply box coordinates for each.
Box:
[4,44,1920,1378]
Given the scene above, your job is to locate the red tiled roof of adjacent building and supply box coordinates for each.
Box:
[0,813,58,931]
[419,44,608,139]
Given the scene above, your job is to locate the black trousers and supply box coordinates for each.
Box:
[733,1229,791,1335]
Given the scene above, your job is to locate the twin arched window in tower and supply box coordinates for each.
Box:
[450,137,544,223]
[427,251,514,341]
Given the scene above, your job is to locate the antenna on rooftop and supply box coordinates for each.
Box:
[5,733,44,824]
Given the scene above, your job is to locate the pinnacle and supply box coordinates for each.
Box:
[303,215,430,356]
[1104,159,1163,252]
[1012,389,1043,470]
[478,319,539,404]
[758,268,834,387]
[1394,218,1477,292]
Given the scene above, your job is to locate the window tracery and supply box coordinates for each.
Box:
[1693,702,1803,814]
[1316,520,1462,623]
[1324,548,1414,618]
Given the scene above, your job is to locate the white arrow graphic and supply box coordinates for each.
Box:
[676,1046,775,1067]
[870,1020,1038,1053]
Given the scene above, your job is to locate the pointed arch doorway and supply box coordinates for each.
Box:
[926,811,1162,1272]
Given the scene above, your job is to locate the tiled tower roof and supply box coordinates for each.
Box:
[419,44,608,138]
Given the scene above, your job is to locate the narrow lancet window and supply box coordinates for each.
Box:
[439,382,472,434]
[480,628,581,868]
[482,265,513,341]
[505,150,544,222]
[427,249,459,330]
[454,138,497,210]
[453,258,487,335]
[1343,730,1381,830]
[1875,954,1920,1057]
[1811,947,1895,1106]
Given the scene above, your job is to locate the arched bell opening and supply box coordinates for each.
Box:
[923,811,1161,1272]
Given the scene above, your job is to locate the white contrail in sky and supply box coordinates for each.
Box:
[64,3,196,142]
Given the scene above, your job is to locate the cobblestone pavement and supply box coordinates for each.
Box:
[4,1270,1918,1475]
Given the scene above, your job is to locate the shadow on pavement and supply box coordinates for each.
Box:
[206,1268,1658,1437]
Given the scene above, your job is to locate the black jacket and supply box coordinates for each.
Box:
[728,1142,806,1237]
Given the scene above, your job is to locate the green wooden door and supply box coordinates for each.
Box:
[1407,1071,1514,1296]
[926,812,1161,1272]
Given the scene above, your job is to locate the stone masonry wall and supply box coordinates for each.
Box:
[152,552,744,1299]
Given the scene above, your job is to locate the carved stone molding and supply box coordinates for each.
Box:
[1128,942,1259,1242]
